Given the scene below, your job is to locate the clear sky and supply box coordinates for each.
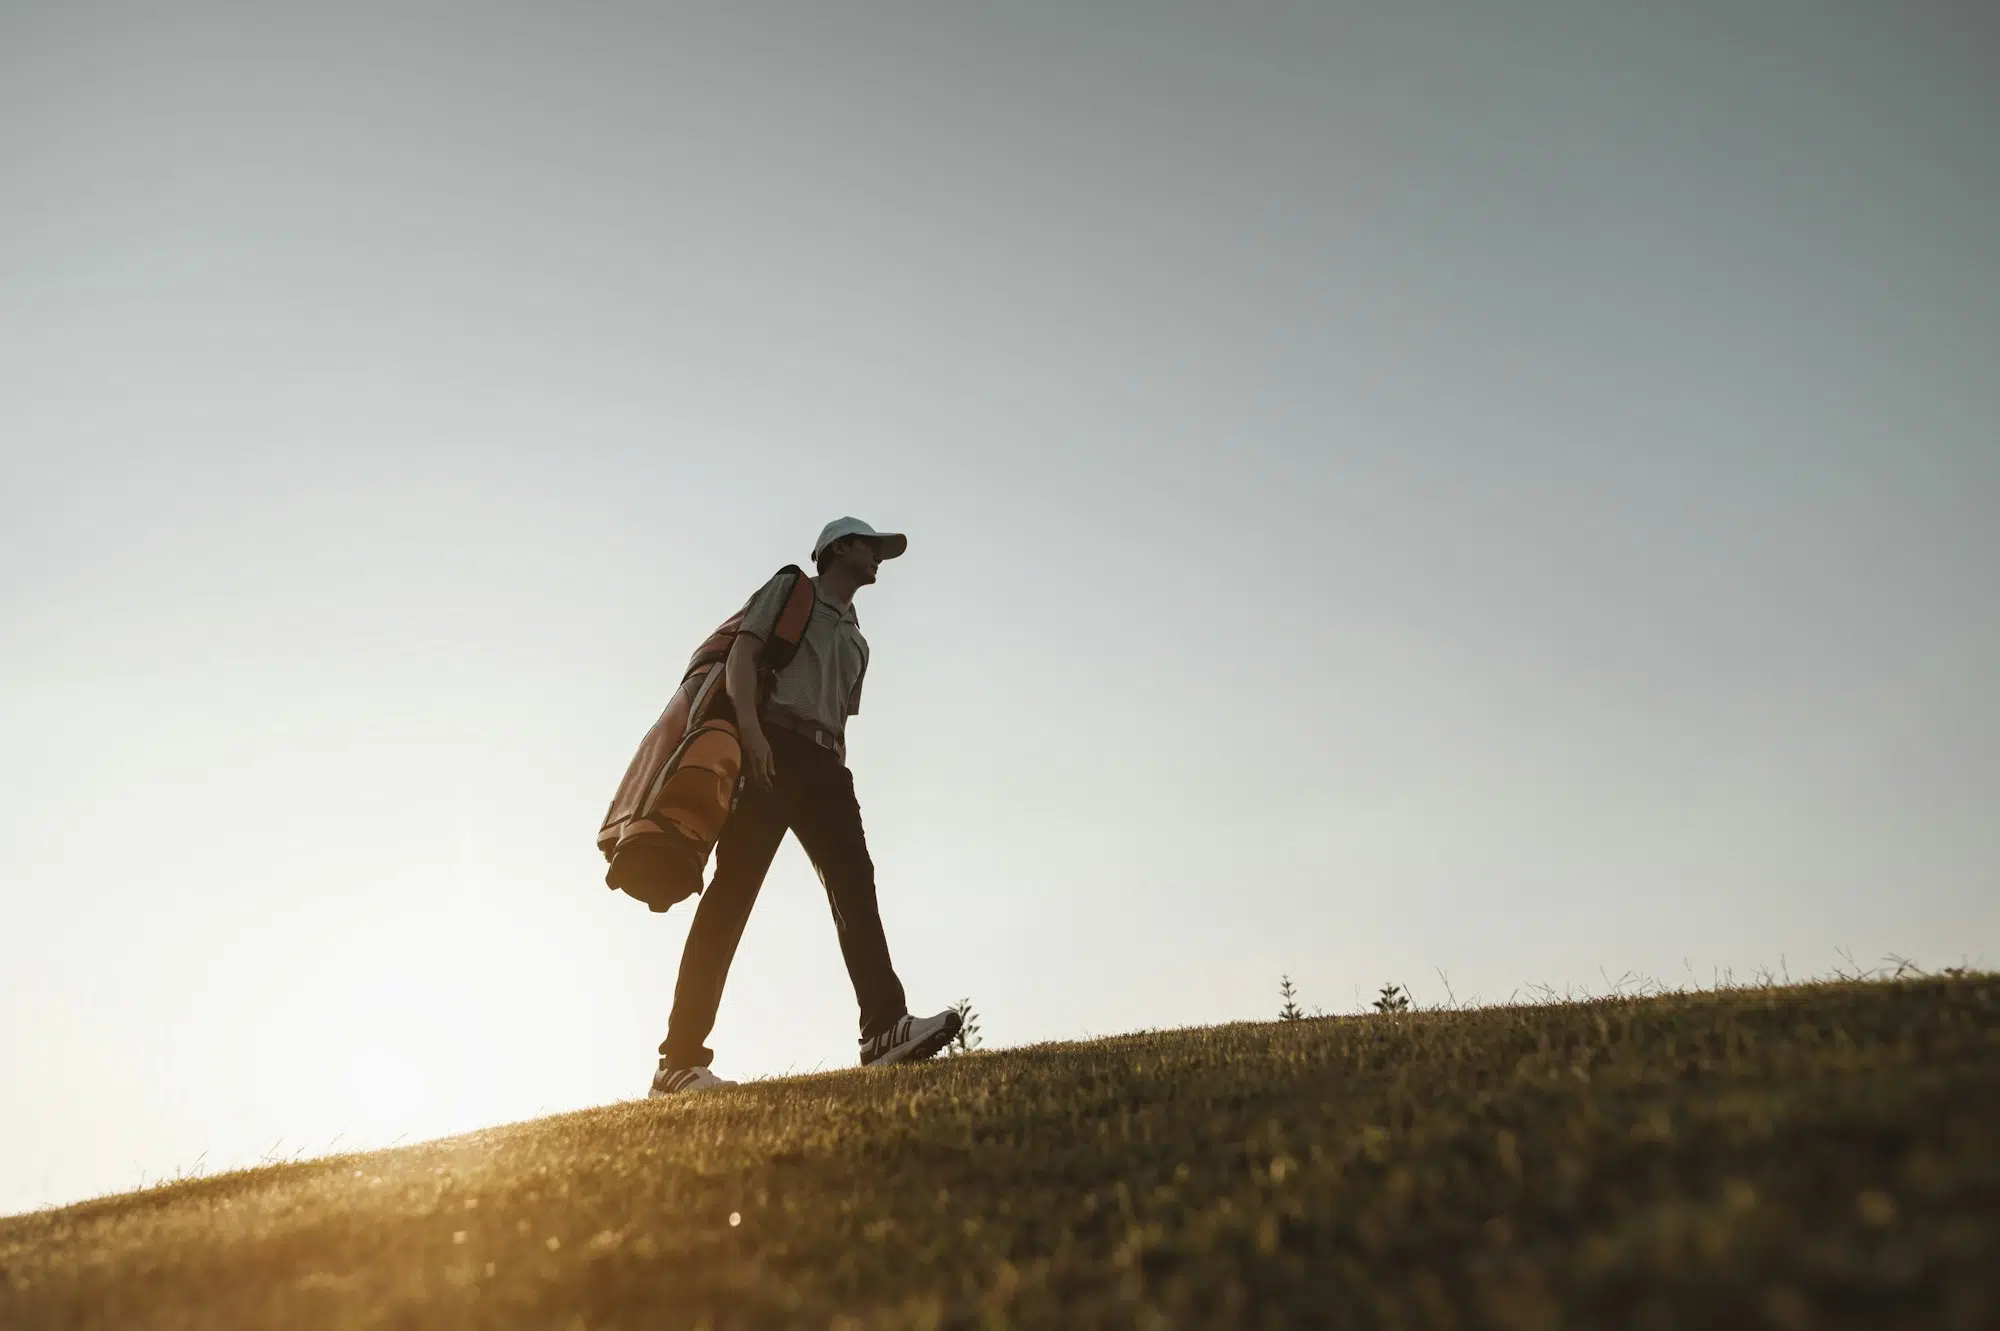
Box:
[3,1,1995,1216]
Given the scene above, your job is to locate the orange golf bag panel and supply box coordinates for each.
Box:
[598,567,815,912]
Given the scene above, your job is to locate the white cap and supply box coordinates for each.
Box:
[813,517,908,562]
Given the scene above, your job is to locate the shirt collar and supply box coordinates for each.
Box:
[808,577,860,624]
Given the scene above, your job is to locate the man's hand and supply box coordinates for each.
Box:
[740,722,777,791]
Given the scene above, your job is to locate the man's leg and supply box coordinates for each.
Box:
[658,773,788,1069]
[782,737,909,1046]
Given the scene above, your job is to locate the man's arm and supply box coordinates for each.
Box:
[726,631,776,789]
[724,570,794,790]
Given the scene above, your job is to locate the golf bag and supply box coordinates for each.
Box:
[597,566,817,911]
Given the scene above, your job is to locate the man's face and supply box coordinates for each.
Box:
[834,536,882,584]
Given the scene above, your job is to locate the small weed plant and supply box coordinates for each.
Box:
[948,998,982,1054]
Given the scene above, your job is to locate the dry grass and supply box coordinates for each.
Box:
[4,976,1996,1329]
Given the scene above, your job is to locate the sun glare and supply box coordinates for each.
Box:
[319,967,505,1149]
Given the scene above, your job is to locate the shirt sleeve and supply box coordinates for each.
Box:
[735,571,794,643]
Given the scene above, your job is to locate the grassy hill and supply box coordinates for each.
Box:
[4,977,1995,1330]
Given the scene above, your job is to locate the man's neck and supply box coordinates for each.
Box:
[815,569,862,611]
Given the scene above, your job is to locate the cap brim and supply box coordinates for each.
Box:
[873,532,908,559]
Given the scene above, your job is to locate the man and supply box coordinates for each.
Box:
[649,517,962,1096]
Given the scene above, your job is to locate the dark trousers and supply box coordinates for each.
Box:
[660,727,908,1069]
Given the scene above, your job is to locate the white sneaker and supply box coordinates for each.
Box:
[859,1009,963,1067]
[649,1063,737,1097]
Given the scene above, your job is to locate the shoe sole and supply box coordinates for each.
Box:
[868,1010,963,1068]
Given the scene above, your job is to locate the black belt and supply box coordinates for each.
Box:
[761,709,845,759]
